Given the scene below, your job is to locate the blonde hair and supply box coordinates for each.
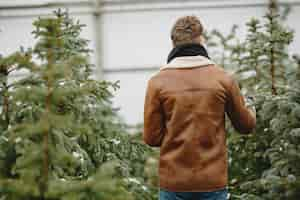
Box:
[171,15,204,46]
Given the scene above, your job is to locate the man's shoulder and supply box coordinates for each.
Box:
[208,64,237,88]
[148,64,236,87]
[148,71,161,83]
[146,71,163,91]
[208,64,228,75]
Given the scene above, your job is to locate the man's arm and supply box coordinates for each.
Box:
[143,79,165,147]
[225,78,256,134]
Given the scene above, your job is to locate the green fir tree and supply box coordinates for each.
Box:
[219,1,299,199]
[0,9,152,200]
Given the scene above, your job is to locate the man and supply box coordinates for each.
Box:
[143,16,256,200]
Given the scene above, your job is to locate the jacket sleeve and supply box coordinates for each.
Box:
[143,79,165,147]
[225,78,256,134]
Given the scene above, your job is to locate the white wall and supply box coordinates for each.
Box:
[101,1,300,125]
[1,0,300,125]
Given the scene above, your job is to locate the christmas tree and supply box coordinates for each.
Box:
[0,9,152,200]
[213,1,300,199]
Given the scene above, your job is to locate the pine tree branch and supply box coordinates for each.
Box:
[0,67,10,130]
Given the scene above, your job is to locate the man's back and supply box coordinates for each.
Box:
[143,15,256,199]
[143,56,256,192]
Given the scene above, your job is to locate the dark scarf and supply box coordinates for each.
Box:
[167,43,210,64]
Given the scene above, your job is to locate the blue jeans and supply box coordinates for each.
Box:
[159,188,228,200]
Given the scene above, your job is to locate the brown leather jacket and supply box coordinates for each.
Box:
[143,55,256,192]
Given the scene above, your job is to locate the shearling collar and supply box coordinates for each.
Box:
[160,55,214,71]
